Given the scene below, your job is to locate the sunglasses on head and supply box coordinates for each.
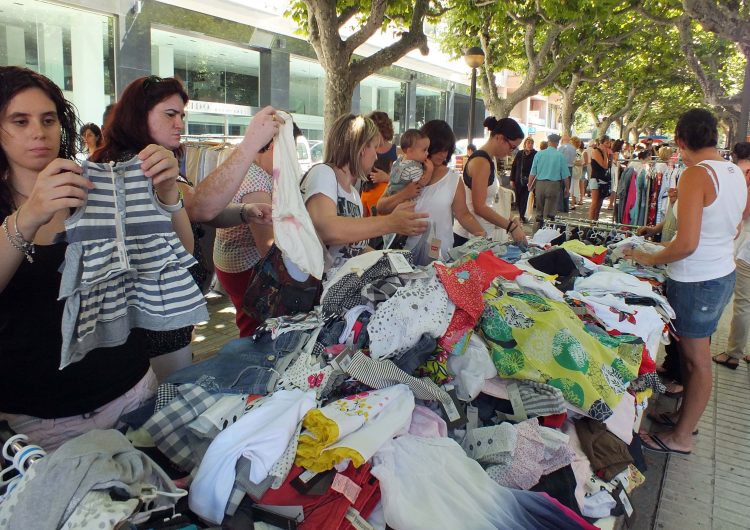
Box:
[142,75,163,92]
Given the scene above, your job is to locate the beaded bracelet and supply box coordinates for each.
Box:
[2,210,35,263]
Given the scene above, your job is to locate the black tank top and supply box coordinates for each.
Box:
[0,235,150,418]
[591,148,609,182]
[463,150,495,189]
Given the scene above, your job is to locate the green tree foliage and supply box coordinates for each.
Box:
[286,0,445,134]
[439,0,622,119]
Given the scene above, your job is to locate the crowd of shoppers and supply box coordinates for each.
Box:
[2,62,748,465]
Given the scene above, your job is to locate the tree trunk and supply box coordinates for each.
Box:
[301,0,430,138]
[323,75,356,136]
[560,102,577,137]
[558,76,581,136]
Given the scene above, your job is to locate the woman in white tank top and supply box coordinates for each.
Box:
[377,120,486,260]
[624,109,748,456]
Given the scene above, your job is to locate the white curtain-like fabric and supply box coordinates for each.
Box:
[272,111,325,279]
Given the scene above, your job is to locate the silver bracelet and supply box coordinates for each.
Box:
[3,211,35,263]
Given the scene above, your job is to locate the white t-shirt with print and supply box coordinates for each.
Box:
[303,164,367,271]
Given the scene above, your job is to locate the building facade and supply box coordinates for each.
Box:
[0,0,561,144]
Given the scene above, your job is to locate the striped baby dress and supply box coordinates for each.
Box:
[58,156,208,368]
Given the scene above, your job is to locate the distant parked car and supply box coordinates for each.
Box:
[297,136,313,172]
[310,141,324,164]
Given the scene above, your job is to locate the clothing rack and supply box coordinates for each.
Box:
[551,216,639,234]
[181,134,244,147]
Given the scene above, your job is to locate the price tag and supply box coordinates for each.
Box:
[618,488,634,518]
[345,507,374,530]
[332,473,361,504]
[429,238,442,260]
[388,252,414,274]
[331,347,357,373]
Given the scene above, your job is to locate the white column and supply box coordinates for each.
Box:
[38,24,64,86]
[153,45,174,77]
[70,13,105,126]
[4,26,26,66]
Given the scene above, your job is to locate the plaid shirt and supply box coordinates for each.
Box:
[144,384,220,471]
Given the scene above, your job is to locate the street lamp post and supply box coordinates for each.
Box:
[464,46,485,147]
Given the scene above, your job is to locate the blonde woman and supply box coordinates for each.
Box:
[305,114,428,272]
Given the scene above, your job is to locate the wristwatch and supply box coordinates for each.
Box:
[156,187,184,213]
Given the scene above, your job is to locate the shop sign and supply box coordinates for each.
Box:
[186,100,253,116]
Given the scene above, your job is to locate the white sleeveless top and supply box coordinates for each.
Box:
[453,174,499,240]
[668,160,747,282]
[405,169,460,259]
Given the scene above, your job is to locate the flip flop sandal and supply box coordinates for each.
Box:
[647,412,698,435]
[712,353,739,370]
[640,433,692,455]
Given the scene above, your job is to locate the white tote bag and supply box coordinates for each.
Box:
[491,186,515,243]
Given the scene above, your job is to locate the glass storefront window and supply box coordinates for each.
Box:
[415,85,444,129]
[0,0,116,127]
[359,74,406,135]
[151,28,260,108]
[289,56,325,140]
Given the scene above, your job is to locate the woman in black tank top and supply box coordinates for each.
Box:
[0,66,153,449]
[588,139,611,220]
[454,116,527,247]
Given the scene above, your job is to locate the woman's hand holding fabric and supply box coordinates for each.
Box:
[240,106,282,156]
[622,247,652,266]
[139,144,180,204]
[20,158,91,237]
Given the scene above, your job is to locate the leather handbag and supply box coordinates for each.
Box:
[242,244,322,323]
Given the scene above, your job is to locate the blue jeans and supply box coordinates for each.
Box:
[667,271,736,338]
[165,330,309,394]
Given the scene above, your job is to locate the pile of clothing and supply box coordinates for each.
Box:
[3,236,672,529]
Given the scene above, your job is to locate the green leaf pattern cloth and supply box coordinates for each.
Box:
[480,286,643,421]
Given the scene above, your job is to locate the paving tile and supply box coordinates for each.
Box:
[713,508,750,529]
[654,507,712,529]
[712,495,750,518]
[715,461,750,479]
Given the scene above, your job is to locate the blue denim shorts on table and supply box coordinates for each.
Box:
[666,270,736,339]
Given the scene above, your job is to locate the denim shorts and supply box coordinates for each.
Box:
[165,329,309,394]
[667,271,736,338]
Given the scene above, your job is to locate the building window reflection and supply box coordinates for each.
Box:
[289,56,325,140]
[0,0,115,127]
[151,28,260,108]
[151,28,259,137]
[416,85,443,129]
[360,74,406,135]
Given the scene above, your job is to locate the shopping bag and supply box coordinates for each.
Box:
[242,244,322,322]
[492,187,514,243]
[526,191,535,218]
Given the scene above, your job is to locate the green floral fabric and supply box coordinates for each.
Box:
[480,286,643,420]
